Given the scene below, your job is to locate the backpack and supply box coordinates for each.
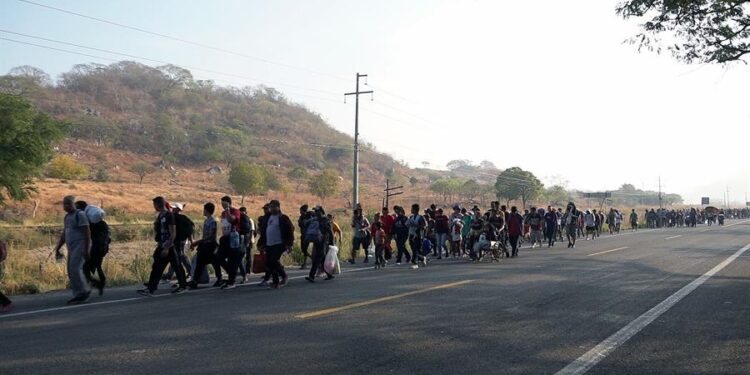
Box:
[240,213,253,235]
[175,214,195,242]
[90,220,111,256]
[305,217,323,242]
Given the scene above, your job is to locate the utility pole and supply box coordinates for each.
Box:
[344,73,373,208]
[384,179,404,209]
[658,176,663,209]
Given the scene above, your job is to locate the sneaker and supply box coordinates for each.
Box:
[363,258,369,264]
[240,277,248,285]
[0,303,13,313]
[187,282,199,290]
[66,293,89,305]
[221,283,236,290]
[305,276,315,283]
[172,286,187,294]
[257,280,269,287]
[213,280,225,288]
[136,288,154,297]
[279,275,289,287]
[411,264,419,270]
[395,262,401,266]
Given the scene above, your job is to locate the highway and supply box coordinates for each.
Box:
[1,220,748,374]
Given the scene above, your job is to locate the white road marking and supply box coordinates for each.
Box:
[556,242,750,375]
[665,235,683,240]
[586,247,629,257]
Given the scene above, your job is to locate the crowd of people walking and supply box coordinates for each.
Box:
[0,193,748,312]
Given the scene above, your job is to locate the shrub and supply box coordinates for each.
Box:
[46,155,89,180]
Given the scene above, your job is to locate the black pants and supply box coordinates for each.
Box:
[165,241,191,280]
[409,235,422,265]
[191,242,217,285]
[545,227,556,246]
[395,235,411,263]
[265,244,287,284]
[509,234,520,256]
[300,238,312,267]
[308,241,331,279]
[243,240,254,277]
[84,252,106,287]
[0,290,10,306]
[213,236,242,285]
[147,246,186,291]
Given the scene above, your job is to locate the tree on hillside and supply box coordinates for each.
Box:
[460,179,482,202]
[479,160,497,170]
[128,161,157,184]
[446,160,473,171]
[617,0,750,63]
[309,169,340,201]
[409,176,419,188]
[287,166,309,190]
[228,161,267,204]
[544,185,571,206]
[0,94,66,203]
[46,155,89,180]
[494,167,544,208]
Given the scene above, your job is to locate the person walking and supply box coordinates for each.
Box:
[187,203,218,289]
[544,208,557,247]
[137,197,187,296]
[629,209,638,231]
[408,204,427,269]
[392,206,411,265]
[75,201,110,296]
[434,209,450,259]
[53,195,92,305]
[213,196,242,289]
[258,200,294,289]
[305,206,335,282]
[350,208,370,264]
[507,206,523,258]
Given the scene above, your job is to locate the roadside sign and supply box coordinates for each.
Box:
[583,192,611,199]
[701,197,709,205]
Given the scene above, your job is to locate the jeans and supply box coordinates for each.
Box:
[214,236,243,285]
[146,245,187,291]
[395,235,411,263]
[409,235,422,264]
[66,245,90,297]
[435,233,448,257]
[265,244,287,285]
[529,229,542,245]
[84,252,106,288]
[300,238,312,267]
[545,226,556,246]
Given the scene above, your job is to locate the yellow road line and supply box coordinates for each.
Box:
[587,247,629,257]
[295,280,474,319]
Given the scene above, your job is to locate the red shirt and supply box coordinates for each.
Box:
[221,207,241,234]
[380,214,395,235]
[507,212,524,236]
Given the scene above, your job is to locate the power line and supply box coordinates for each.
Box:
[16,0,350,82]
[0,30,341,97]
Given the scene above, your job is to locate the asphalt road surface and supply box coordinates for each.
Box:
[1,220,748,375]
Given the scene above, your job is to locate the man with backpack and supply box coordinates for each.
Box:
[137,196,187,296]
[75,201,110,296]
[164,203,194,284]
[298,205,313,269]
[239,206,256,283]
[258,200,294,289]
[54,195,92,305]
[305,206,335,282]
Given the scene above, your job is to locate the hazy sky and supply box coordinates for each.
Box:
[2,0,749,205]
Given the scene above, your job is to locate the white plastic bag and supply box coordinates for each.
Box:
[84,205,105,224]
[324,245,339,274]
